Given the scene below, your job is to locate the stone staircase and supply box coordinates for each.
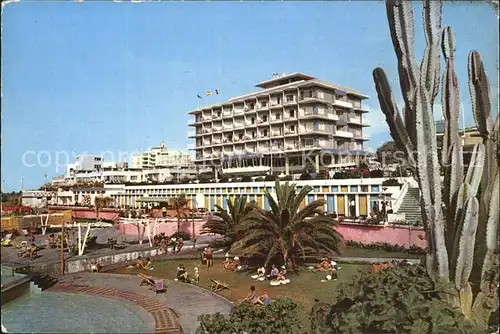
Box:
[30,274,58,292]
[397,187,422,225]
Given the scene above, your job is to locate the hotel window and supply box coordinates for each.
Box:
[195,188,199,193]
[361,185,368,192]
[250,103,255,109]
[314,186,320,193]
[289,110,295,118]
[262,115,268,122]
[252,187,259,194]
[331,186,339,192]
[217,111,221,117]
[350,186,358,192]
[286,94,294,102]
[266,187,272,192]
[290,125,295,132]
[275,113,281,120]
[263,130,268,137]
[371,185,380,193]
[239,133,243,140]
[261,101,267,107]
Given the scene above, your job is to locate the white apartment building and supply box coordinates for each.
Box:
[132,142,193,169]
[189,73,371,176]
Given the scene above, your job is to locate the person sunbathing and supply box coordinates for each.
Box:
[256,290,272,306]
[242,285,259,305]
[315,258,333,271]
[277,266,287,281]
[142,257,154,270]
[176,264,189,282]
[29,244,38,259]
[267,264,279,280]
[127,256,145,269]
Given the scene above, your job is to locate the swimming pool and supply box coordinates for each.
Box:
[1,292,155,333]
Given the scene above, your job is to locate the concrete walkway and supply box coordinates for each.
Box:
[58,272,232,334]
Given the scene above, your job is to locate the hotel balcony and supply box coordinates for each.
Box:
[347,117,370,127]
[257,118,269,125]
[333,100,353,109]
[222,110,232,117]
[212,126,222,132]
[244,106,257,114]
[222,124,233,130]
[233,122,245,129]
[354,134,370,141]
[202,128,212,134]
[245,147,257,153]
[354,106,370,113]
[202,115,212,121]
[269,101,282,109]
[285,144,299,151]
[334,130,354,139]
[271,131,283,137]
[257,104,269,111]
[283,98,297,106]
[284,129,298,136]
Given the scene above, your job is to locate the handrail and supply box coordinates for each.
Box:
[393,182,409,213]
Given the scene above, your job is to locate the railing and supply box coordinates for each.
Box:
[393,182,409,213]
[333,100,353,109]
[335,130,354,138]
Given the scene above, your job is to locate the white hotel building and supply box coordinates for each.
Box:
[189,73,371,176]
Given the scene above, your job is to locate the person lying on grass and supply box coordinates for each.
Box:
[127,256,145,269]
[223,257,241,271]
[314,257,336,272]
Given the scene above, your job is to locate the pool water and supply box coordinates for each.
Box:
[1,292,154,333]
[0,267,25,286]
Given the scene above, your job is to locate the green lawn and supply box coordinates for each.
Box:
[111,259,369,326]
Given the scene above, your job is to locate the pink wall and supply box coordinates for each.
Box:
[72,211,120,221]
[336,223,427,248]
[119,219,205,238]
[117,219,427,248]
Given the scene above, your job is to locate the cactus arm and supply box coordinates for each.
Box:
[464,143,486,196]
[454,197,479,290]
[386,0,420,144]
[421,0,443,102]
[468,51,493,139]
[441,27,463,212]
[415,84,449,279]
[373,68,415,166]
[479,171,500,291]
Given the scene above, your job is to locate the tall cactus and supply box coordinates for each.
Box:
[373,0,499,327]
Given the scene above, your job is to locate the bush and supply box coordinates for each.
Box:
[382,178,403,186]
[254,177,265,182]
[280,175,293,181]
[218,175,229,183]
[345,240,426,255]
[368,169,385,178]
[300,172,312,180]
[264,174,277,181]
[197,299,302,334]
[170,231,191,240]
[310,265,483,333]
[240,176,252,182]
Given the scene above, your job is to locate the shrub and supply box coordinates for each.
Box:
[310,265,483,333]
[170,231,191,241]
[382,178,403,186]
[197,299,302,334]
[345,240,426,255]
[300,172,312,180]
[240,175,252,182]
[264,174,277,181]
[218,175,229,183]
[368,169,385,178]
[280,175,293,181]
[254,177,265,182]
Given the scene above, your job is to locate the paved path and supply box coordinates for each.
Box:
[58,272,232,334]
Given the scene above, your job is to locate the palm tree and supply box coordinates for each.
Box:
[201,196,254,247]
[94,196,113,221]
[168,194,189,232]
[231,181,343,266]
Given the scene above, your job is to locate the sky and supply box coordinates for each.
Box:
[1,1,498,192]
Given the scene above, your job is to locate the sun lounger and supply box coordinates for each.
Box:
[138,273,166,294]
[210,278,230,293]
